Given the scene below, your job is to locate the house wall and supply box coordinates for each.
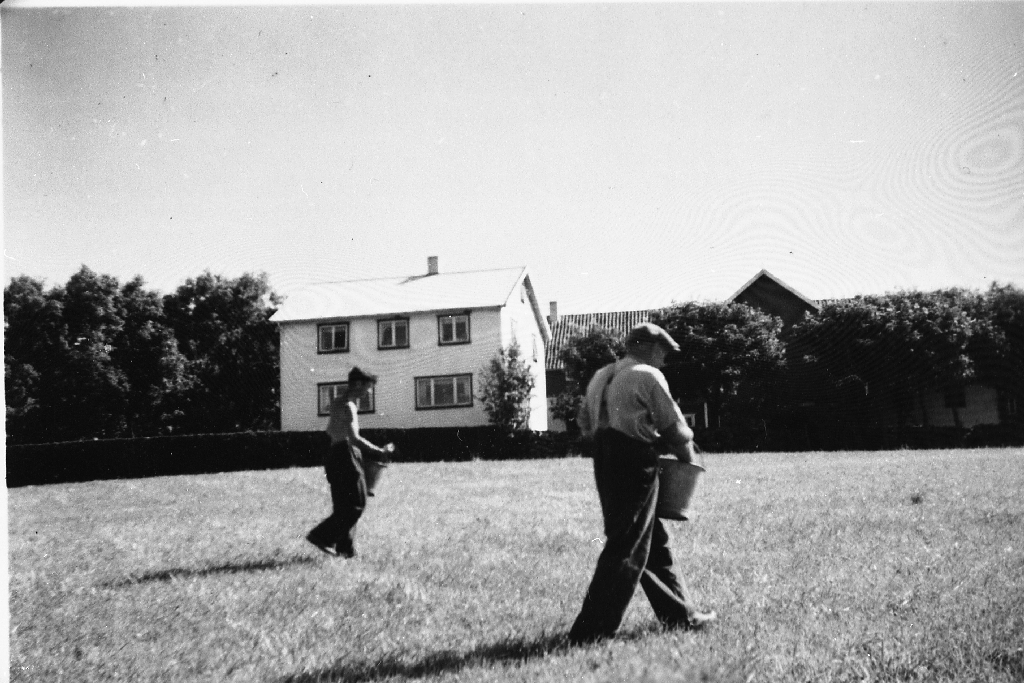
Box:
[916,384,1001,428]
[279,307,504,431]
[500,279,548,431]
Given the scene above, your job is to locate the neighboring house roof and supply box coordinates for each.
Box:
[726,269,820,327]
[545,310,651,371]
[271,265,550,342]
[546,270,828,372]
[726,269,819,311]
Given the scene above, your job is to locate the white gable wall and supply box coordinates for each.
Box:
[279,307,504,431]
[499,278,548,431]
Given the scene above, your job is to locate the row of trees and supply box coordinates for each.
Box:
[552,284,1024,448]
[7,266,1022,449]
[5,267,280,444]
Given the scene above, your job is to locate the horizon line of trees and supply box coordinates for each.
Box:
[5,266,281,445]
[552,283,1024,449]
[6,267,1024,449]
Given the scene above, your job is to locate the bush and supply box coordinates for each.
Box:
[479,343,535,433]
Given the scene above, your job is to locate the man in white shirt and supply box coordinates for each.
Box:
[568,323,716,644]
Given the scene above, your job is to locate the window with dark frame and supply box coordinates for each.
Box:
[317,322,349,353]
[318,382,375,415]
[378,318,410,349]
[438,313,470,345]
[415,374,473,409]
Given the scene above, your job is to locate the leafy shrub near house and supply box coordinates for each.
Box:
[5,428,581,487]
[479,343,536,432]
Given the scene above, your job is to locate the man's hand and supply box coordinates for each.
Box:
[660,421,695,464]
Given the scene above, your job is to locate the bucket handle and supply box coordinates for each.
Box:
[660,441,706,470]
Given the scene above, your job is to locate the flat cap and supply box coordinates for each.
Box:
[625,322,680,352]
[348,366,379,384]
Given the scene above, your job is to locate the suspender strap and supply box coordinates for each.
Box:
[598,367,617,429]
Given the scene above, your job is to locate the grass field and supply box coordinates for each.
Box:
[8,447,1024,682]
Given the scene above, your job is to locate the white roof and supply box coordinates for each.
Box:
[271,266,530,323]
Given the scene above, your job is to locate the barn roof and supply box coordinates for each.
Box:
[726,269,820,312]
[545,309,651,371]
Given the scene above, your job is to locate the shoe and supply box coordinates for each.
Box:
[336,540,356,559]
[685,611,717,631]
[306,533,338,557]
[663,610,717,632]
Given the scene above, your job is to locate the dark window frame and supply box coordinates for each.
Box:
[414,373,474,410]
[437,312,471,346]
[377,317,411,350]
[317,322,350,354]
[317,381,375,416]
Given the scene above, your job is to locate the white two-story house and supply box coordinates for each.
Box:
[271,258,551,432]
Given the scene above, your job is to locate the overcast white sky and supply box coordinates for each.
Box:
[4,1,1023,313]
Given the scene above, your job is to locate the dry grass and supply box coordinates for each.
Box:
[8,448,1024,682]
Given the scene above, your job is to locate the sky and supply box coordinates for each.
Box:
[4,1,1024,314]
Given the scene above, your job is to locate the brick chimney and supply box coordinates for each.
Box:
[548,301,558,327]
[427,256,439,275]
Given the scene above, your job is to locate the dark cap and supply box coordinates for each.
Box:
[348,366,378,384]
[625,322,680,352]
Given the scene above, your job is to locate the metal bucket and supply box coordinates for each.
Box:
[656,455,704,521]
[364,458,388,497]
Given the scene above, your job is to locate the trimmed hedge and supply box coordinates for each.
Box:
[5,428,582,488]
[7,422,1020,487]
[692,423,1024,453]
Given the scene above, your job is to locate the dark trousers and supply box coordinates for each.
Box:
[569,429,696,641]
[308,440,367,553]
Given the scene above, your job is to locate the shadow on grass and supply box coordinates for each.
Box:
[101,554,320,588]
[281,624,662,683]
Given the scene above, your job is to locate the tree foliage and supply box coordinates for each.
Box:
[789,288,1004,431]
[479,343,536,432]
[5,267,280,444]
[550,324,625,430]
[162,272,281,434]
[978,282,1024,400]
[557,324,625,392]
[5,275,63,440]
[652,302,787,428]
[4,267,189,443]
